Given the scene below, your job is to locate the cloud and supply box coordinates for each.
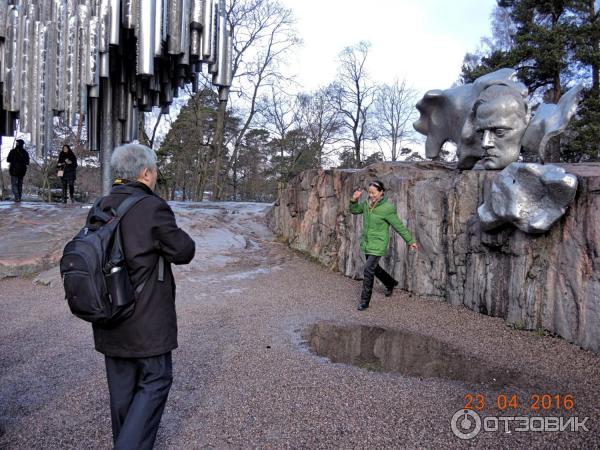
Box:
[280,0,496,95]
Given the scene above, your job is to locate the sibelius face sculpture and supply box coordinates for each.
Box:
[414,68,584,234]
[0,0,233,157]
[414,68,584,171]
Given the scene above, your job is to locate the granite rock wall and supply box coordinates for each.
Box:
[268,162,600,352]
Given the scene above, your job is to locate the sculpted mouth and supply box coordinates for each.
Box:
[483,153,499,160]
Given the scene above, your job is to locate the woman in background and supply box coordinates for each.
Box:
[349,180,418,311]
[57,144,78,204]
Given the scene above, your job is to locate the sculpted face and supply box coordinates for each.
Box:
[475,96,528,170]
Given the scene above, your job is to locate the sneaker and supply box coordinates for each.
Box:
[384,281,399,297]
[357,303,369,311]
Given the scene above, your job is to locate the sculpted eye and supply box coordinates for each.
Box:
[495,128,508,137]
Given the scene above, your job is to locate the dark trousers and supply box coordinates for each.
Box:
[61,178,75,202]
[105,352,173,450]
[360,255,397,305]
[10,175,23,201]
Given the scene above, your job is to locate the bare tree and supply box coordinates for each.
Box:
[211,0,300,200]
[297,85,344,166]
[333,41,376,167]
[255,86,300,182]
[373,79,418,161]
[259,86,300,144]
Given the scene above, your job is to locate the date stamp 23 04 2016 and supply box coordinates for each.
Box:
[450,393,591,440]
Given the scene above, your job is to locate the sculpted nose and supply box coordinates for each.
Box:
[482,130,494,149]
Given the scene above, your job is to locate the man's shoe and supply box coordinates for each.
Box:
[357,303,369,311]
[384,281,399,297]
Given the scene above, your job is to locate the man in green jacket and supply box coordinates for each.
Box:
[350,180,417,310]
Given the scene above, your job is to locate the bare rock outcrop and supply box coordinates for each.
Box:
[268,161,600,352]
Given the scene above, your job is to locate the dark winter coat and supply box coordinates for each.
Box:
[7,146,30,177]
[90,181,195,358]
[57,150,77,182]
[350,196,415,256]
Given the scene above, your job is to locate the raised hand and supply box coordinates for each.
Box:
[352,189,363,202]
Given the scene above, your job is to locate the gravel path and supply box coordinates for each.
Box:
[0,202,599,449]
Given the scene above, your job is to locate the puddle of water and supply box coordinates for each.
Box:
[303,322,524,387]
[222,267,272,281]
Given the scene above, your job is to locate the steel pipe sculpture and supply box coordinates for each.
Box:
[414,68,583,170]
[477,162,578,234]
[413,68,584,234]
[0,0,233,163]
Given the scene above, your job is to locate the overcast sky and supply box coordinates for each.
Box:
[279,0,497,95]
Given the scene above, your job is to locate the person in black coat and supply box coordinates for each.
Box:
[88,143,195,450]
[57,144,78,203]
[6,139,30,202]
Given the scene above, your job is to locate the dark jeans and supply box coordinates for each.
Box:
[360,255,397,305]
[105,352,173,450]
[11,175,23,201]
[61,178,75,202]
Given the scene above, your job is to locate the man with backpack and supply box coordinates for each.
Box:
[7,139,30,202]
[80,144,194,449]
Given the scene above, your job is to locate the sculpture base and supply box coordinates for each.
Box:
[268,161,600,352]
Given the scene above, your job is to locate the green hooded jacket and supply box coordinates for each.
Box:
[349,196,415,256]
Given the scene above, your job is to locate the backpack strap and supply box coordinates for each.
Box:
[113,193,166,287]
[114,193,150,220]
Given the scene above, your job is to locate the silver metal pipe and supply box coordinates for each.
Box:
[88,96,99,150]
[154,0,164,56]
[137,0,156,76]
[0,0,9,40]
[98,0,110,52]
[201,0,213,60]
[53,0,68,112]
[179,0,190,63]
[124,90,134,142]
[122,0,137,29]
[35,22,50,157]
[109,0,120,45]
[132,104,139,140]
[88,15,100,86]
[65,12,79,126]
[30,20,42,145]
[101,77,113,194]
[206,1,218,69]
[99,51,109,77]
[224,29,232,86]
[212,3,227,86]
[117,81,127,120]
[167,0,182,55]
[0,41,4,85]
[190,29,201,58]
[17,14,31,130]
[3,6,20,112]
[191,0,203,29]
[77,5,89,115]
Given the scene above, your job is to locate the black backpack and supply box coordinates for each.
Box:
[60,194,148,326]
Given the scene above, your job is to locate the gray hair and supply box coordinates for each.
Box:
[110,144,157,180]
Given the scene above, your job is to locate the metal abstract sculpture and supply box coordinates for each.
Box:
[477,162,578,234]
[413,68,583,170]
[414,68,584,234]
[0,0,233,162]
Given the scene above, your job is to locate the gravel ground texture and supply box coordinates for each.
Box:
[0,201,599,450]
